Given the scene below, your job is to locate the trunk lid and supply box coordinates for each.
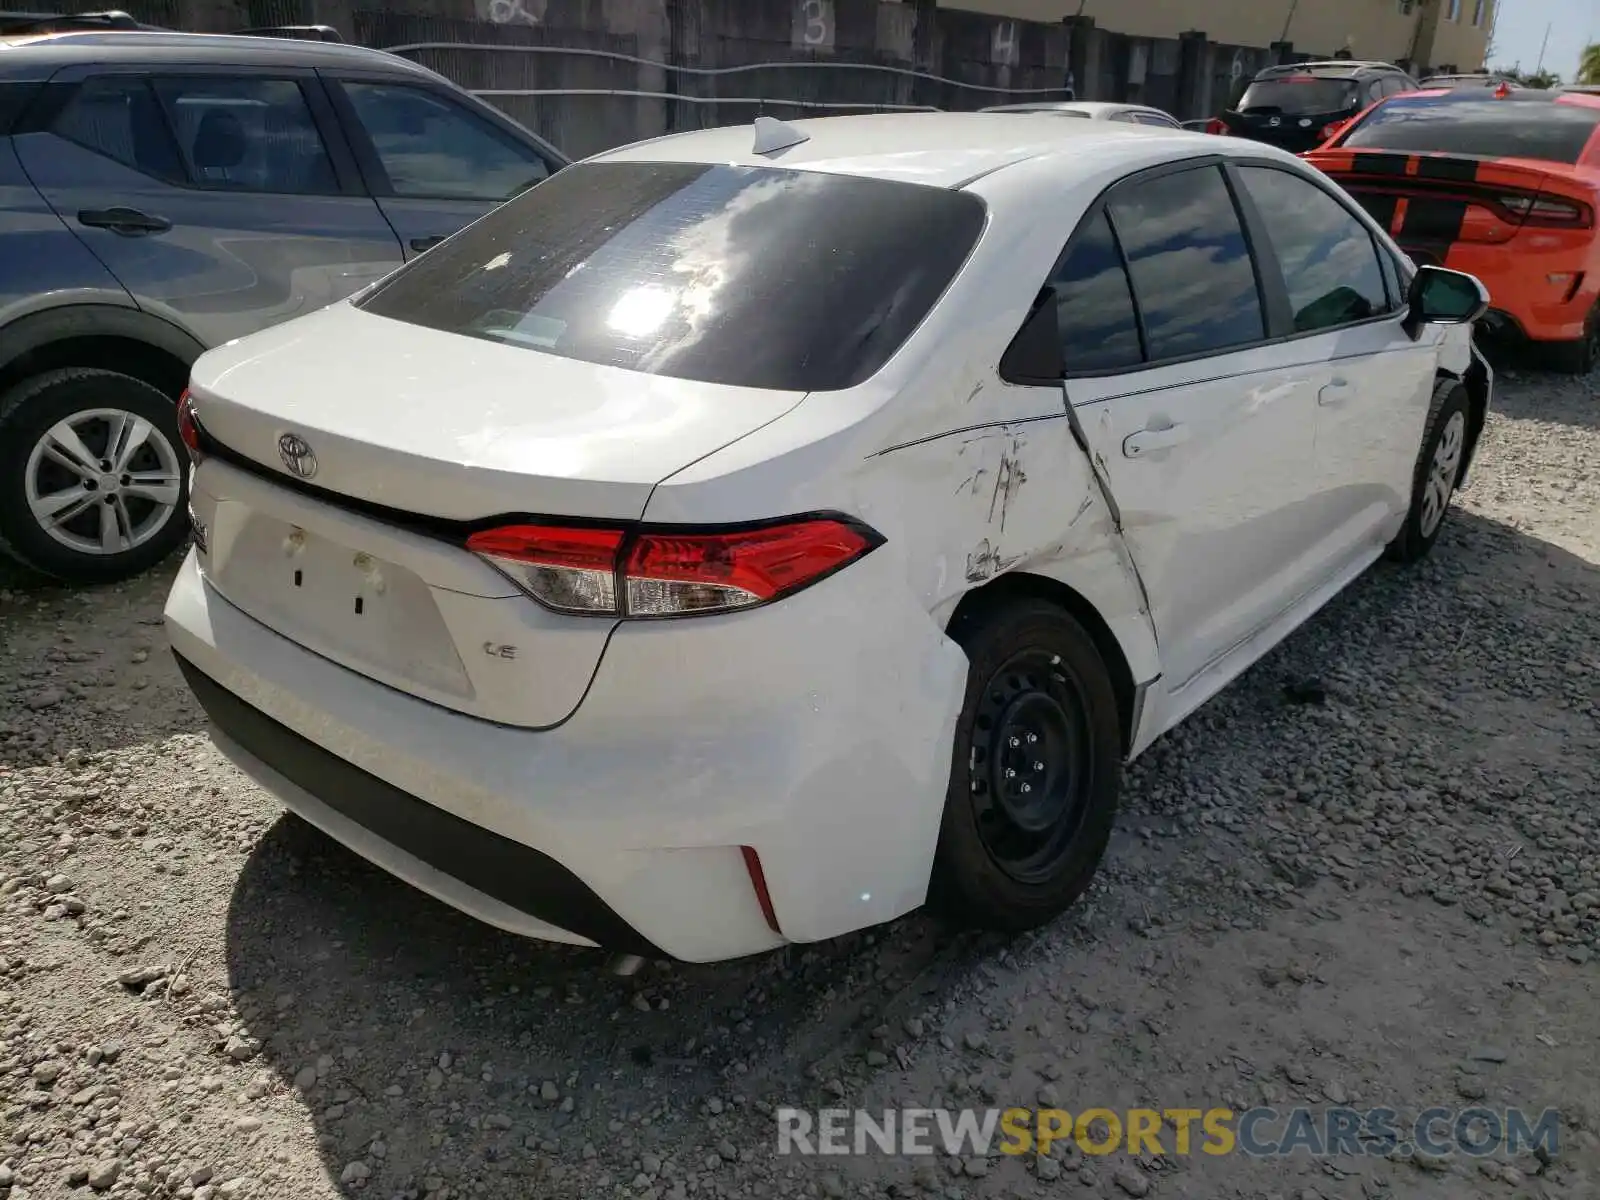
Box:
[190,301,804,522]
[1306,150,1592,263]
[187,301,805,728]
[1220,106,1352,153]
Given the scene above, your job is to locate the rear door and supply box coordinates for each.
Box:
[1055,161,1324,696]
[10,65,404,348]
[1232,161,1437,564]
[324,74,564,259]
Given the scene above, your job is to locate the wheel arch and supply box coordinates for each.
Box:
[1437,350,1489,485]
[0,304,205,407]
[945,571,1140,757]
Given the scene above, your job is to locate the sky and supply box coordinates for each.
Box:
[1487,0,1598,78]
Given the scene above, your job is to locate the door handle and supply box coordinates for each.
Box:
[1319,378,1355,407]
[410,235,448,253]
[77,207,171,236]
[1122,422,1190,458]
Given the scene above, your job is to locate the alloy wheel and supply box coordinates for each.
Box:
[1419,409,1466,539]
[23,407,184,557]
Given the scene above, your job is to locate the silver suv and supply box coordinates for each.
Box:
[0,19,567,580]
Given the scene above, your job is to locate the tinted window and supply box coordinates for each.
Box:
[1108,166,1264,360]
[1051,210,1142,372]
[357,161,986,392]
[52,77,185,184]
[1135,112,1179,127]
[1239,167,1390,331]
[152,78,337,194]
[1239,77,1361,115]
[1344,96,1600,163]
[343,82,550,201]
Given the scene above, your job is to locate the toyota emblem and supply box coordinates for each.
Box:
[277,432,318,479]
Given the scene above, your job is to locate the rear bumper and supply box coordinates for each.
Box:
[176,653,665,956]
[164,549,966,962]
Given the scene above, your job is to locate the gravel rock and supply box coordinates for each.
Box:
[86,1159,121,1190]
[0,365,1593,1200]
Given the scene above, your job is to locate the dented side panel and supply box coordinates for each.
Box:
[863,417,1162,692]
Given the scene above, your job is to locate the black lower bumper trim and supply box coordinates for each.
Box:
[174,653,665,958]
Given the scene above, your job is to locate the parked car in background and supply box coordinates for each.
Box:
[980,101,1183,129]
[1207,60,1418,153]
[0,26,568,582]
[168,111,1491,963]
[1307,86,1600,372]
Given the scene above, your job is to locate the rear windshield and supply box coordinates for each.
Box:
[356,160,987,392]
[1343,96,1600,163]
[1238,77,1360,115]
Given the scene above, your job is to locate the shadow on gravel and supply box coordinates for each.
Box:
[214,505,1593,1196]
[1478,349,1600,433]
[222,815,995,1194]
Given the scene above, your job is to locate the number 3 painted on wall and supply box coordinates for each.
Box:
[801,0,831,48]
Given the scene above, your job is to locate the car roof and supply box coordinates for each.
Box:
[594,111,1272,190]
[1252,61,1401,80]
[979,101,1170,119]
[0,29,435,81]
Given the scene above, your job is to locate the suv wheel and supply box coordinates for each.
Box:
[0,368,189,582]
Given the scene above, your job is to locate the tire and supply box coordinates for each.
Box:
[0,368,189,583]
[929,599,1123,932]
[1541,326,1597,375]
[1386,378,1471,564]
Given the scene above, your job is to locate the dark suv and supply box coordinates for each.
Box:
[1210,60,1418,154]
[0,24,568,581]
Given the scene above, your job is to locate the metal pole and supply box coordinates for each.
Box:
[1278,0,1302,45]
[1535,21,1551,74]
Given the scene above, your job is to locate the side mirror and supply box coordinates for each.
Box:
[1403,265,1490,339]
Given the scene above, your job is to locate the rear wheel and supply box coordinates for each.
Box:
[1542,323,1598,375]
[929,599,1123,931]
[0,369,188,582]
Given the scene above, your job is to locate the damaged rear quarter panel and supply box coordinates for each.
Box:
[864,414,1161,692]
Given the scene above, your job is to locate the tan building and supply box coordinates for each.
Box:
[942,0,1494,72]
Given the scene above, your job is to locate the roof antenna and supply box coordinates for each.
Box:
[752,116,810,156]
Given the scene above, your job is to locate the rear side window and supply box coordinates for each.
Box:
[0,81,41,136]
[51,75,338,193]
[153,77,337,194]
[1107,165,1264,361]
[1344,96,1600,163]
[1050,210,1143,372]
[1238,77,1360,115]
[356,160,986,392]
[1237,166,1391,331]
[52,77,186,184]
[342,81,551,201]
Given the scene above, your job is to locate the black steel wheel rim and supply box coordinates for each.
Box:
[967,648,1095,884]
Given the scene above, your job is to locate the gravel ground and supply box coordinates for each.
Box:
[0,367,1596,1200]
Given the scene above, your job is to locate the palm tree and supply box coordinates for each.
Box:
[1580,43,1600,86]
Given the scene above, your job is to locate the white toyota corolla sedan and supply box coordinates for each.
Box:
[166,112,1492,963]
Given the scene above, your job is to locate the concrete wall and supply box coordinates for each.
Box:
[31,0,1491,158]
[939,0,1491,68]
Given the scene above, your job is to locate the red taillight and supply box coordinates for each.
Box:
[466,516,880,618]
[1499,193,1593,228]
[740,846,781,934]
[176,389,204,464]
[466,524,624,614]
[1205,118,1226,136]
